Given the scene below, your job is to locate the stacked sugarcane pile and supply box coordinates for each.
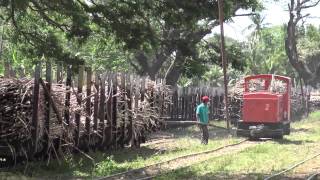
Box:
[228,79,244,121]
[290,89,304,117]
[309,92,320,112]
[0,78,36,156]
[0,78,80,158]
[115,78,171,146]
[0,75,171,162]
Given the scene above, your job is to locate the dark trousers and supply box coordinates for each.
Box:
[199,124,209,144]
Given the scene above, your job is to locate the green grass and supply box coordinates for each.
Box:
[3,112,320,180]
[0,121,242,179]
[157,111,320,179]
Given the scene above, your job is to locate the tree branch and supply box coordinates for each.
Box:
[300,0,320,9]
[30,0,69,32]
[234,13,258,17]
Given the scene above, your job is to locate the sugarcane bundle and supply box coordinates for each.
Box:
[0,77,81,157]
[115,78,171,146]
[309,92,320,111]
[0,78,35,155]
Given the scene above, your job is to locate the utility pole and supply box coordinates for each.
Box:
[218,0,230,130]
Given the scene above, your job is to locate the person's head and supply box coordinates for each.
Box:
[201,96,209,104]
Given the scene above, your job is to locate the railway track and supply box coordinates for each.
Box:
[97,138,265,180]
[264,151,320,180]
[307,172,320,180]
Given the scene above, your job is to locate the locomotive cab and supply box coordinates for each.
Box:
[236,74,291,139]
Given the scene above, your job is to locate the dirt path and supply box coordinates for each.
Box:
[100,139,266,180]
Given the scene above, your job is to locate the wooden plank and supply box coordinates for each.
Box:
[93,73,100,132]
[44,61,52,153]
[161,86,165,118]
[125,74,133,145]
[99,73,106,148]
[112,73,118,148]
[174,89,179,120]
[119,73,126,148]
[39,78,63,124]
[64,65,72,125]
[132,77,141,148]
[185,87,189,120]
[170,90,175,121]
[138,77,146,145]
[75,65,84,147]
[85,67,92,152]
[31,62,41,155]
[56,61,63,83]
[181,88,186,120]
[105,73,113,147]
[192,88,196,120]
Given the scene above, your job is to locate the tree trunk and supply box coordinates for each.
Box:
[285,0,320,87]
[165,50,186,86]
[133,47,174,80]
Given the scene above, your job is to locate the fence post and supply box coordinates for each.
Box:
[132,77,140,148]
[112,73,118,148]
[119,73,126,148]
[32,62,41,156]
[56,61,63,83]
[125,74,133,144]
[64,65,72,125]
[44,61,52,154]
[93,73,100,133]
[75,65,84,148]
[99,73,106,148]
[85,67,92,152]
[105,73,113,147]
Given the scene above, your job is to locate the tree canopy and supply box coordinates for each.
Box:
[2,0,320,87]
[0,0,260,85]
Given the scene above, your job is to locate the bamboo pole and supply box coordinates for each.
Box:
[44,61,52,153]
[31,62,41,155]
[218,0,230,130]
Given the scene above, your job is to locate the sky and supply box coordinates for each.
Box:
[212,0,320,41]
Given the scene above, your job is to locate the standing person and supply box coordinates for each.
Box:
[196,96,210,144]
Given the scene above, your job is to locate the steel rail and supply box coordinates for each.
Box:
[307,172,320,180]
[97,139,249,180]
[264,152,320,180]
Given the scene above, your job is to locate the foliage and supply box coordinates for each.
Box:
[246,25,295,77]
[297,24,320,77]
[285,0,320,87]
[178,35,249,87]
[0,0,261,86]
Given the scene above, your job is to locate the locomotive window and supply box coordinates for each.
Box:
[269,79,287,94]
[248,78,266,92]
[247,78,287,93]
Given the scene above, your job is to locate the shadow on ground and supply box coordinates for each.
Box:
[0,122,234,180]
[291,128,310,133]
[274,138,315,145]
[158,171,310,180]
[164,122,232,140]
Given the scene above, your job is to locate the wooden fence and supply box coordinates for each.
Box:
[28,62,170,158]
[166,86,225,121]
[0,61,228,163]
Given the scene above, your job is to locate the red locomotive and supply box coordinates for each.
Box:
[236,74,291,139]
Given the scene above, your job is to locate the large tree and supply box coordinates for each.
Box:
[285,0,320,87]
[0,0,260,85]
